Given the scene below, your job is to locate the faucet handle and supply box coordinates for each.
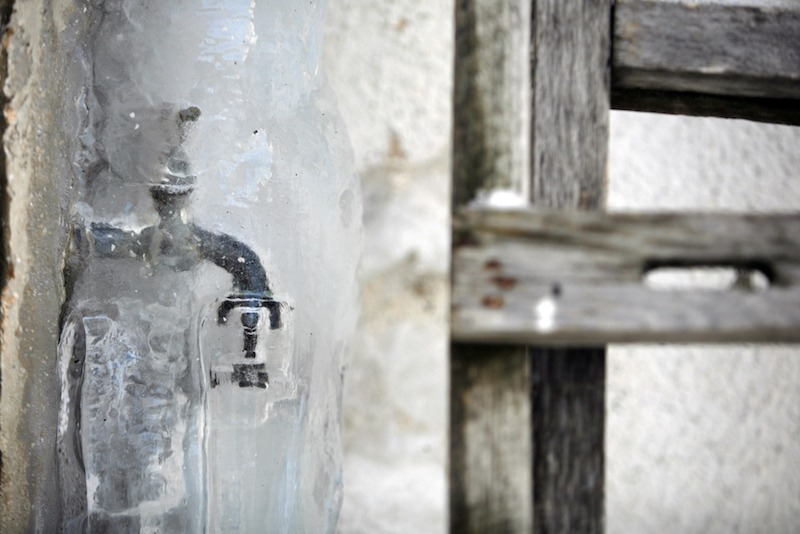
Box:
[216,293,283,330]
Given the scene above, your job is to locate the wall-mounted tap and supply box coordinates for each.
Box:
[75,106,280,388]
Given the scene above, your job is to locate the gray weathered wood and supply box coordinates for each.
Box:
[613,0,800,119]
[450,0,533,532]
[453,208,800,344]
[530,0,609,531]
[450,345,534,533]
[452,0,531,207]
[531,347,605,533]
[611,88,800,126]
[531,0,610,209]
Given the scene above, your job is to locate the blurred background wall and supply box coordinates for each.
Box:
[322,1,800,532]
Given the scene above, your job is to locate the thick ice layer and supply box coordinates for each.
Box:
[200,301,300,532]
[59,267,207,532]
[80,305,197,528]
[58,1,359,532]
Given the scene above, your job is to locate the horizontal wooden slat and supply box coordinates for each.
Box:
[612,0,800,123]
[452,208,800,344]
[611,88,800,126]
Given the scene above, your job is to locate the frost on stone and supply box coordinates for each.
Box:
[57,1,359,532]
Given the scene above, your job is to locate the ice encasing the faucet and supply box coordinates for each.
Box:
[57,1,360,532]
[60,107,291,532]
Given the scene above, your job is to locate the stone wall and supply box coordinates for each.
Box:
[0,2,91,530]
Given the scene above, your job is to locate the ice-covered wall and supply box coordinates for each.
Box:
[68,2,360,531]
[1,1,360,531]
[323,1,800,533]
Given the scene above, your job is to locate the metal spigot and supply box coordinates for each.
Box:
[79,106,281,388]
[216,293,283,358]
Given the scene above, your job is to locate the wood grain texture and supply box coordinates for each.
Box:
[450,1,533,531]
[613,0,800,102]
[450,344,533,533]
[452,0,531,207]
[531,348,605,534]
[530,0,611,209]
[529,0,609,532]
[452,208,800,344]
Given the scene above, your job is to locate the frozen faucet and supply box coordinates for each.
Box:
[76,106,280,388]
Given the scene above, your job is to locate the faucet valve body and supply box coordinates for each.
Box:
[217,294,283,358]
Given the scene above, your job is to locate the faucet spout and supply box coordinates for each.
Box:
[192,226,282,358]
[191,226,269,296]
[76,106,282,379]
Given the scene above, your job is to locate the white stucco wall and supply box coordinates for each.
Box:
[323,1,800,532]
[606,115,800,534]
[324,2,452,532]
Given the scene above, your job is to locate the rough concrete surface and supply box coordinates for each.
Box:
[0,1,89,531]
[323,1,800,533]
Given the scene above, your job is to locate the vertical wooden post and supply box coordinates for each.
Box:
[529,0,610,532]
[450,345,533,533]
[450,0,532,531]
[531,347,606,533]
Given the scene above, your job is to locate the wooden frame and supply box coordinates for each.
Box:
[453,209,800,344]
[451,0,534,530]
[449,0,800,532]
[612,0,800,124]
[451,0,609,531]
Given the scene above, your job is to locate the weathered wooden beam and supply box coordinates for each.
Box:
[612,0,800,122]
[452,0,531,208]
[450,345,534,533]
[611,88,800,126]
[530,0,609,531]
[453,208,800,344]
[531,347,605,533]
[613,0,800,98]
[450,0,533,532]
[531,0,610,209]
